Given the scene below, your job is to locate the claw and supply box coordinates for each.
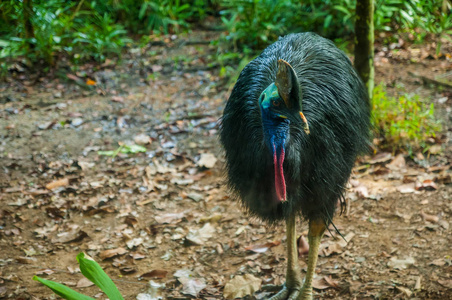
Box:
[268,284,299,300]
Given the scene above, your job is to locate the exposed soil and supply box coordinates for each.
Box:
[1,31,451,300]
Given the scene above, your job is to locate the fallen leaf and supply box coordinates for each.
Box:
[78,161,95,170]
[429,258,446,266]
[139,270,168,279]
[51,229,88,244]
[428,144,442,155]
[414,276,422,291]
[136,280,165,300]
[196,153,217,169]
[416,180,438,191]
[368,152,392,164]
[134,133,151,145]
[354,185,369,198]
[187,192,203,202]
[437,279,452,289]
[77,277,94,288]
[127,238,144,249]
[386,154,406,170]
[99,247,128,260]
[199,214,222,223]
[174,269,206,297]
[185,223,215,245]
[297,235,309,256]
[397,183,416,194]
[245,240,281,253]
[111,96,124,102]
[16,257,37,264]
[181,278,207,297]
[396,286,413,297]
[154,212,184,224]
[223,274,262,299]
[36,269,55,275]
[420,211,439,223]
[45,178,69,190]
[387,257,415,270]
[312,276,340,290]
[86,79,96,86]
[120,266,137,274]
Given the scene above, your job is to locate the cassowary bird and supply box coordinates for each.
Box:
[220,33,370,300]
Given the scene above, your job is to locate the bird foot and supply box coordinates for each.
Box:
[263,284,313,300]
[266,284,300,300]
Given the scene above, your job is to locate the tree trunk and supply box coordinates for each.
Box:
[23,0,35,49]
[354,0,374,99]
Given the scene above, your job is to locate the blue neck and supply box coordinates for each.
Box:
[261,107,289,154]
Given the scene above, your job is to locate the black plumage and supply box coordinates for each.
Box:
[220,32,370,300]
[220,32,370,224]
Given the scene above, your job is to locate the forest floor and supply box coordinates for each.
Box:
[1,31,451,300]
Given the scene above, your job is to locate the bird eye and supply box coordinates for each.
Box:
[272,100,280,107]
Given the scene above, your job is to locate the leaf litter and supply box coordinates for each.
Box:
[0,31,451,300]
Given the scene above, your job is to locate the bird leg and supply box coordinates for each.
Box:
[298,219,326,300]
[268,214,303,300]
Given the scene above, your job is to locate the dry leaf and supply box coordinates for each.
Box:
[51,229,88,244]
[429,258,445,266]
[397,183,416,194]
[139,270,168,279]
[136,280,165,300]
[45,178,69,190]
[428,144,442,155]
[245,240,281,253]
[387,257,415,270]
[185,223,215,245]
[16,257,37,264]
[416,180,438,191]
[181,278,207,297]
[368,152,392,164]
[77,277,94,288]
[297,235,309,256]
[223,274,262,299]
[196,153,217,169]
[414,276,422,291]
[396,286,413,297]
[420,211,439,223]
[99,247,128,260]
[35,269,55,275]
[437,279,452,289]
[154,212,184,224]
[86,79,96,86]
[312,276,340,290]
[386,154,406,170]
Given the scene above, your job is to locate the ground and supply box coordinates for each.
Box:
[0,31,451,300]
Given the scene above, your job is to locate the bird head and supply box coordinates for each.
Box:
[259,59,310,203]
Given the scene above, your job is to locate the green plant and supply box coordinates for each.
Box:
[72,12,131,62]
[34,252,124,300]
[372,83,441,152]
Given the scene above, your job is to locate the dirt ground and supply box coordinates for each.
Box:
[1,31,451,300]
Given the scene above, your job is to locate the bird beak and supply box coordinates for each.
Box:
[299,112,310,134]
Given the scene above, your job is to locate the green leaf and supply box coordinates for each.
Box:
[97,150,116,156]
[77,253,124,300]
[121,144,147,154]
[33,276,95,300]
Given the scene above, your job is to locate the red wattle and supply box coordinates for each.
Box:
[273,145,287,202]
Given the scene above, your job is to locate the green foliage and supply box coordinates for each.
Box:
[372,83,441,152]
[0,0,211,66]
[218,0,356,51]
[98,144,147,157]
[34,253,124,300]
[218,0,451,52]
[72,12,131,62]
